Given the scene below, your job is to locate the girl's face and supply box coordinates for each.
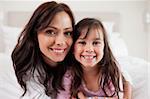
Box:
[38,11,73,66]
[74,28,104,69]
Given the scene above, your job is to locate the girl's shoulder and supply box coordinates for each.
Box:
[63,68,74,83]
[64,69,72,77]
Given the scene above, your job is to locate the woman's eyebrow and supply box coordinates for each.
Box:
[47,26,72,31]
[47,26,57,30]
[64,27,73,31]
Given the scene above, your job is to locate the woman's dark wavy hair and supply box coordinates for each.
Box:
[11,1,75,97]
[71,18,123,98]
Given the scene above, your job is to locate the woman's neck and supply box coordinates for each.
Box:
[42,54,58,67]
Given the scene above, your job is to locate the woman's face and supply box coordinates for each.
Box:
[38,11,73,66]
[74,28,104,69]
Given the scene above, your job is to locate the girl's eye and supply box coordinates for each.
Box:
[64,31,72,37]
[93,41,101,45]
[45,30,56,36]
[78,41,86,45]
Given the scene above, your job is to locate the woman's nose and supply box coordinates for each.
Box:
[55,33,66,46]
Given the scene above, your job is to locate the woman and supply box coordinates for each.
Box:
[11,1,75,98]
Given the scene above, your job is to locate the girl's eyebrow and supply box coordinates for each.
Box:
[95,38,101,40]
[95,38,104,41]
[78,38,85,40]
[78,38,102,41]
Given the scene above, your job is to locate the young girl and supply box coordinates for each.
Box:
[57,18,132,99]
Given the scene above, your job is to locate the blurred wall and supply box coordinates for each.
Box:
[0,0,149,61]
[147,0,150,62]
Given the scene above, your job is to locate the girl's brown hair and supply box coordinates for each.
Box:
[71,18,123,98]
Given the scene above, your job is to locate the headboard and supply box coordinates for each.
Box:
[0,10,121,54]
[2,11,121,32]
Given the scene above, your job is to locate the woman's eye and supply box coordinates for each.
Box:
[64,31,72,37]
[45,30,56,36]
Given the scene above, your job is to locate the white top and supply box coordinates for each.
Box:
[0,53,50,99]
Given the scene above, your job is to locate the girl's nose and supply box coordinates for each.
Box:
[85,44,94,53]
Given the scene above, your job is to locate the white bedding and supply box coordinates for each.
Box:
[0,53,149,99]
[117,56,149,99]
[0,18,149,99]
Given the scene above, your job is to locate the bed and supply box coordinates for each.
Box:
[0,4,149,99]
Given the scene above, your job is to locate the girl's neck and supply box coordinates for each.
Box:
[82,65,100,77]
[82,66,101,92]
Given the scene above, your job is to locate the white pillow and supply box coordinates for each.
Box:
[109,33,129,58]
[1,25,22,55]
[101,21,129,57]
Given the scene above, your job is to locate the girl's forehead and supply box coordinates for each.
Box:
[79,28,103,39]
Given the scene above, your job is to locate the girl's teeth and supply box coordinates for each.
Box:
[83,56,94,59]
